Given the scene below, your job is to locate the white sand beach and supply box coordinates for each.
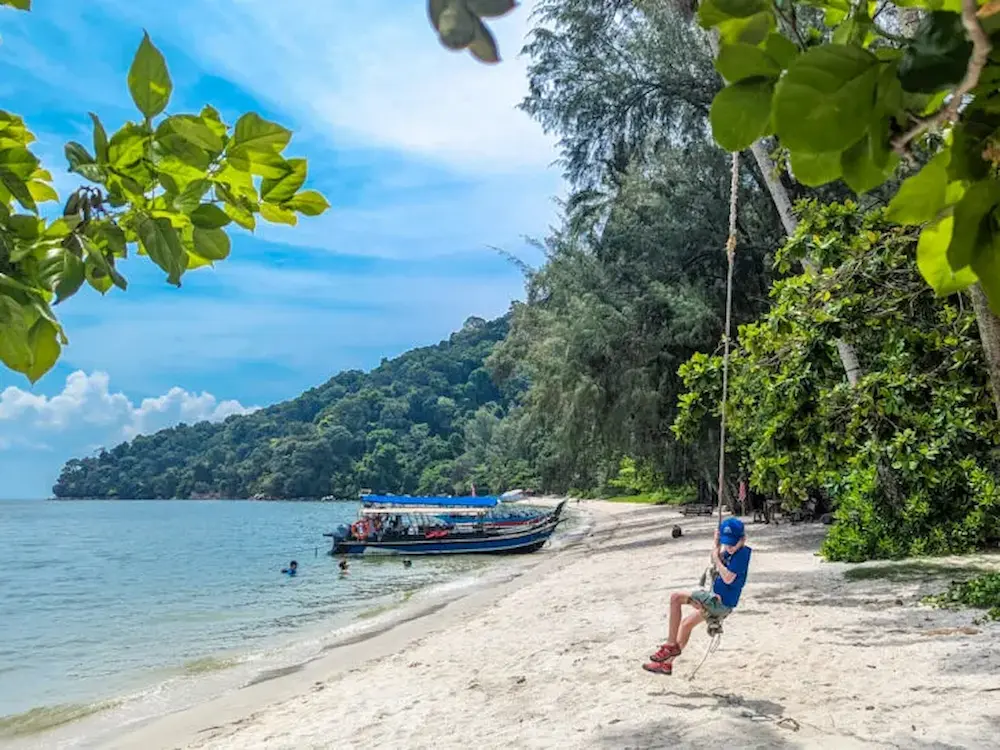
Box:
[50,501,1000,749]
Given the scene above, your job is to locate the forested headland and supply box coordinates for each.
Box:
[52,0,1000,565]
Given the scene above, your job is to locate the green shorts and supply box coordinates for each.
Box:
[691,589,732,620]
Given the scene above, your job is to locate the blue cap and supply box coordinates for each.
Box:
[719,517,745,546]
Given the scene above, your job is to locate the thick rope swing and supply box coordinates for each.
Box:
[688,151,740,682]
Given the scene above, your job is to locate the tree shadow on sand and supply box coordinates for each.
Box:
[597,691,795,749]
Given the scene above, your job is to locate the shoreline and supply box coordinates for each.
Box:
[3,497,593,750]
[11,500,1000,749]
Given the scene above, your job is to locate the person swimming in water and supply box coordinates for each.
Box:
[281,560,298,576]
[338,558,349,574]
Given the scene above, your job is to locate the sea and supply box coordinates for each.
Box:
[0,499,579,745]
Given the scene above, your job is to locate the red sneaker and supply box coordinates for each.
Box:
[642,660,673,675]
[649,643,681,662]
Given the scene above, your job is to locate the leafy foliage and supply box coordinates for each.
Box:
[52,317,522,500]
[696,0,1000,309]
[0,8,329,383]
[922,571,1000,620]
[452,0,1000,308]
[488,139,782,492]
[427,0,517,63]
[521,0,721,188]
[673,201,1000,561]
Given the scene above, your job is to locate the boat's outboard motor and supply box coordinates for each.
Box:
[328,523,351,554]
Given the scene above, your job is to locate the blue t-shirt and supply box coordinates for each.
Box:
[713,546,751,608]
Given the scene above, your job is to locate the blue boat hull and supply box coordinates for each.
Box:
[332,521,559,556]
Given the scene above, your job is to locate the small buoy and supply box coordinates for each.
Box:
[671,525,683,538]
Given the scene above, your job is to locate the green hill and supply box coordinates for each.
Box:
[52,316,517,499]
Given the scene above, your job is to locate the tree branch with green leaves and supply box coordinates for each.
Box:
[0,3,330,383]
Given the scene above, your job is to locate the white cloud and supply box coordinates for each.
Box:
[0,371,257,447]
[107,0,556,173]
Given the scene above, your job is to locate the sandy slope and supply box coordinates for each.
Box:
[112,501,1000,749]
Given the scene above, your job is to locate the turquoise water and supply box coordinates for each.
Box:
[0,500,500,734]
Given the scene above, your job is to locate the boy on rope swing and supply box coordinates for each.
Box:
[643,517,751,676]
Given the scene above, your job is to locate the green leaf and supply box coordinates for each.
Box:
[26,180,58,204]
[215,163,256,200]
[710,78,775,152]
[840,135,894,194]
[63,142,105,182]
[156,115,224,155]
[43,217,81,239]
[0,0,32,10]
[200,105,228,139]
[773,44,879,152]
[51,248,85,302]
[260,202,298,226]
[0,147,39,179]
[946,180,1000,270]
[192,227,231,261]
[1,171,37,212]
[949,109,1000,182]
[898,11,972,94]
[172,179,211,213]
[284,189,330,217]
[25,318,62,383]
[0,295,32,372]
[85,257,114,295]
[699,0,767,28]
[466,0,516,17]
[97,223,128,260]
[886,152,949,225]
[719,12,775,45]
[713,0,768,19]
[64,142,95,170]
[832,4,873,46]
[468,17,500,63]
[714,43,781,83]
[138,216,187,285]
[433,0,477,49]
[260,158,307,203]
[155,135,212,171]
[223,200,255,231]
[128,32,173,119]
[8,214,40,240]
[917,216,976,297]
[190,203,232,229]
[230,113,291,155]
[90,113,109,163]
[228,149,290,179]
[764,32,799,69]
[108,124,147,168]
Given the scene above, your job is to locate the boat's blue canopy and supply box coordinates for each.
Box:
[361,494,499,508]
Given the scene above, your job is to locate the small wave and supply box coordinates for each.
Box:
[181,655,242,675]
[356,602,397,620]
[0,700,121,737]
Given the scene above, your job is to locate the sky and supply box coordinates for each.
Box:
[0,0,565,498]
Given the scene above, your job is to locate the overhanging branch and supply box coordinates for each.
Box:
[890,0,992,156]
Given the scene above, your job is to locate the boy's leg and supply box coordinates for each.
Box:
[677,610,706,650]
[648,592,691,662]
[666,591,689,645]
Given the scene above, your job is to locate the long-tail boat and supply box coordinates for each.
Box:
[324,495,566,556]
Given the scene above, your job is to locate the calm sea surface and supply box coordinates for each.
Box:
[0,499,510,735]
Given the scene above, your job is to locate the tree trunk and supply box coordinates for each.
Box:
[749,141,798,235]
[969,283,1000,420]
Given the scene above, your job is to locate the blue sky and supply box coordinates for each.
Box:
[0,0,564,498]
